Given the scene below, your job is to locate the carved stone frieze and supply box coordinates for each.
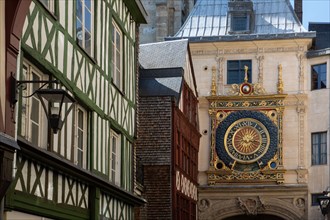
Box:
[198,199,210,212]
[237,196,265,215]
[296,51,305,93]
[296,169,308,184]
[192,46,303,56]
[198,187,308,220]
[215,56,224,95]
[209,99,285,110]
[256,55,264,85]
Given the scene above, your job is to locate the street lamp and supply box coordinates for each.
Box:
[36,89,75,134]
[10,74,75,134]
[318,189,330,216]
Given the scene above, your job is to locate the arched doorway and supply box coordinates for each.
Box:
[224,214,285,220]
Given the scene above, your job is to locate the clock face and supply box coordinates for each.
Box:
[224,118,270,164]
[216,110,278,171]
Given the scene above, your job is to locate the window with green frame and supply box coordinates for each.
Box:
[111,21,123,90]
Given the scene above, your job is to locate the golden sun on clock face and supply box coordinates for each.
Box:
[224,118,270,164]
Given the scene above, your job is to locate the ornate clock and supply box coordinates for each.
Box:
[224,118,269,164]
[216,110,278,172]
[207,67,286,184]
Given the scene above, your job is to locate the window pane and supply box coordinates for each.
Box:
[31,123,39,146]
[76,20,83,45]
[85,9,91,32]
[116,32,120,49]
[31,98,40,123]
[112,137,116,153]
[78,130,84,148]
[32,72,40,91]
[78,109,84,128]
[116,50,120,70]
[40,0,49,8]
[111,28,115,43]
[312,193,325,206]
[112,23,122,89]
[227,60,252,84]
[76,0,83,21]
[228,61,239,70]
[312,132,327,165]
[85,0,91,10]
[311,63,327,90]
[78,149,83,167]
[85,31,91,55]
[232,15,247,31]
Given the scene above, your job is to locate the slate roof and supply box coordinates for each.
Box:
[171,0,315,42]
[139,68,183,102]
[139,39,198,103]
[139,39,188,69]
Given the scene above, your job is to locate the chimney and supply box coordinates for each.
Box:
[294,0,303,24]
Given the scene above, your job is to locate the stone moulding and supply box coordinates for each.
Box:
[198,185,308,220]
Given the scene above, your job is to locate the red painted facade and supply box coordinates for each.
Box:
[173,82,199,220]
[0,0,31,200]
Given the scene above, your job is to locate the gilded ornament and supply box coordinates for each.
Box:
[277,64,284,94]
[211,66,217,96]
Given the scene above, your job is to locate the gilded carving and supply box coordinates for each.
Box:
[253,83,266,95]
[211,66,217,96]
[226,70,266,96]
[277,64,284,94]
[207,81,286,184]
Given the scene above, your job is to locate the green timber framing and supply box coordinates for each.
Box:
[4,0,147,219]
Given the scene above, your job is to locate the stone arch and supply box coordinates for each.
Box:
[199,196,305,220]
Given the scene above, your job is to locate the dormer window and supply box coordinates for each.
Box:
[232,14,249,31]
[228,0,254,34]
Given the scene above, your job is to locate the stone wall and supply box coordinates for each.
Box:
[139,0,195,44]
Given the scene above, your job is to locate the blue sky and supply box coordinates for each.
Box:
[289,0,330,29]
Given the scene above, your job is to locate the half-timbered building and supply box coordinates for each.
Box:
[137,39,201,219]
[2,0,147,219]
[168,0,329,219]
